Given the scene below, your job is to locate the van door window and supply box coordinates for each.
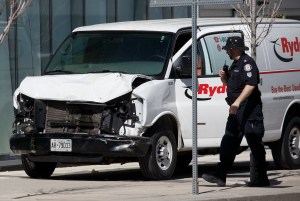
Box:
[202,32,243,75]
[173,32,192,55]
[182,42,205,77]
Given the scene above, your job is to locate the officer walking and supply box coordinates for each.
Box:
[202,36,270,187]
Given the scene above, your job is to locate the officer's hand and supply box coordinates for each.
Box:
[219,70,227,85]
[229,102,239,115]
[219,70,226,78]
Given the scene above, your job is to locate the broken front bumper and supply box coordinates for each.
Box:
[10,133,151,163]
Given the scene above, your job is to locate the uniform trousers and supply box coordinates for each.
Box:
[216,100,268,181]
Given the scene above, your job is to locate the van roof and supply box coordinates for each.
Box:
[73,18,299,33]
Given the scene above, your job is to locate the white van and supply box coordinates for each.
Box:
[10,18,300,180]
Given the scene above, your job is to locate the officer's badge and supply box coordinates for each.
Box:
[244,64,252,71]
[247,72,252,77]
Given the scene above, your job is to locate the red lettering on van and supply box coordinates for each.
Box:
[198,84,226,97]
[281,37,300,57]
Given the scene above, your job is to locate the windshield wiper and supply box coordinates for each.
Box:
[87,70,128,74]
[44,70,74,75]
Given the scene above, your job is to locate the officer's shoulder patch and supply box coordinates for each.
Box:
[244,64,252,72]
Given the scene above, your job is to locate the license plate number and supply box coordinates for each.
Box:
[50,139,72,152]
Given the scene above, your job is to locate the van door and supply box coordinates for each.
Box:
[173,31,244,148]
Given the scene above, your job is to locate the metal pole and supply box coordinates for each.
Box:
[191,0,198,195]
[250,0,257,60]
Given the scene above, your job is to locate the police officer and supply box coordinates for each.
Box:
[202,36,270,187]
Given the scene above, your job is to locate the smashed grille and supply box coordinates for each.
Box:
[45,101,102,134]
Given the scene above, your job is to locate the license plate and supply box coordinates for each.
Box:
[50,139,72,152]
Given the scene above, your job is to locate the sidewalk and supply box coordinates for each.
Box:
[0,149,299,201]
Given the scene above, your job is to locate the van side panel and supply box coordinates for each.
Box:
[257,24,300,142]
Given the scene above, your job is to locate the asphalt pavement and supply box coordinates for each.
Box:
[0,149,299,201]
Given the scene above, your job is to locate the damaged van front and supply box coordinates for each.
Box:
[10,27,177,179]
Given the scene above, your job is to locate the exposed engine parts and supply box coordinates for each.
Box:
[14,95,138,135]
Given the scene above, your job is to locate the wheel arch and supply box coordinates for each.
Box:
[267,100,300,169]
[281,100,300,139]
[144,113,181,149]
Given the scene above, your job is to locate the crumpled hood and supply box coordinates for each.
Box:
[14,73,150,105]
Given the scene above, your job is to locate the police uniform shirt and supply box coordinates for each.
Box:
[226,53,261,101]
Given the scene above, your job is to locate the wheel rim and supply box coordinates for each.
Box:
[288,126,300,160]
[156,136,173,170]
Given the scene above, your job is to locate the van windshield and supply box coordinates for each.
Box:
[45,32,172,76]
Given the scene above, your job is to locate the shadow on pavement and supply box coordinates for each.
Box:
[47,160,289,185]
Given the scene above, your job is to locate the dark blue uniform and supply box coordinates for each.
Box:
[216,53,268,183]
[227,53,261,103]
[202,36,269,187]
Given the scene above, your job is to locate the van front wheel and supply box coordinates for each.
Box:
[21,155,57,178]
[270,117,300,169]
[139,130,177,180]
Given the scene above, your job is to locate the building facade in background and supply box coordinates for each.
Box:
[0,0,299,157]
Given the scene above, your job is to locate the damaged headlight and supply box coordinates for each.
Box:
[20,99,34,113]
[13,94,37,135]
[18,94,34,113]
[13,118,35,135]
[101,101,139,134]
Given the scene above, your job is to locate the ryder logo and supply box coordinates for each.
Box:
[271,37,300,62]
[184,84,226,100]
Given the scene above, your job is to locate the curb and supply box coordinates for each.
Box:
[159,192,300,201]
[0,159,22,171]
[199,193,300,201]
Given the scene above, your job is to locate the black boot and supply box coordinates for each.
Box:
[202,173,226,187]
[246,171,270,187]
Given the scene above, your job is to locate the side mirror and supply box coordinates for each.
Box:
[174,55,192,77]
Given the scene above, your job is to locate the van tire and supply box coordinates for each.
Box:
[139,129,177,180]
[21,155,57,178]
[270,117,300,169]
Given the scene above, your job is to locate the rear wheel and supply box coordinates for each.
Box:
[21,155,57,178]
[139,129,177,180]
[270,117,300,169]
